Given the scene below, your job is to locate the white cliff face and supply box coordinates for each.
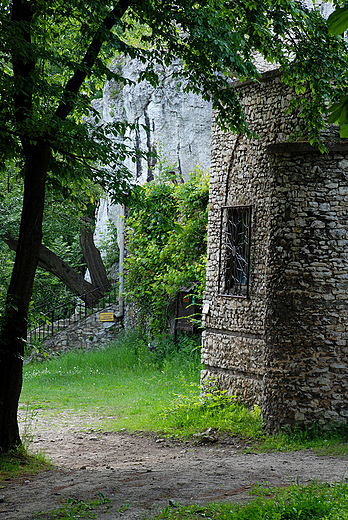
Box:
[94,57,212,260]
[103,57,212,185]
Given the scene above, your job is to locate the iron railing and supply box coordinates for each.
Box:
[218,205,252,298]
[28,283,118,343]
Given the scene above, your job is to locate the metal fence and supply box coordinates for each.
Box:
[28,283,118,343]
[218,205,252,298]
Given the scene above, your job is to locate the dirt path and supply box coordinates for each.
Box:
[1,410,348,519]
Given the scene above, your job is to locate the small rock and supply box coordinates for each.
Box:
[80,466,87,470]
[155,438,165,443]
[0,495,5,503]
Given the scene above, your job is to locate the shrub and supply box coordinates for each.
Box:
[124,167,208,335]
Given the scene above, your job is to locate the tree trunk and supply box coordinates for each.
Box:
[0,0,128,456]
[0,141,49,452]
[3,234,104,306]
[79,217,110,290]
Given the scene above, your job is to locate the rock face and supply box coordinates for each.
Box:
[94,57,212,276]
[103,58,212,184]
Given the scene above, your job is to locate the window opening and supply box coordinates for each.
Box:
[218,205,252,297]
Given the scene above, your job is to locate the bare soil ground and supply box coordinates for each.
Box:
[1,410,348,519]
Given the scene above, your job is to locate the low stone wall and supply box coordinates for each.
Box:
[37,304,123,355]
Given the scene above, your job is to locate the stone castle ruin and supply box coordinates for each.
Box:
[201,69,348,432]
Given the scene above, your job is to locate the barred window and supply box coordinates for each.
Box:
[218,205,252,298]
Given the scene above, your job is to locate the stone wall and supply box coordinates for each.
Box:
[264,143,348,431]
[202,69,348,431]
[38,305,123,355]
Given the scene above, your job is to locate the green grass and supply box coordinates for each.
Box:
[256,422,348,456]
[159,382,262,439]
[20,330,348,454]
[152,481,348,519]
[31,493,111,519]
[0,445,48,484]
[21,331,202,433]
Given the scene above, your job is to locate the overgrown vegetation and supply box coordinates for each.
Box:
[159,379,262,439]
[153,481,348,520]
[0,167,102,314]
[124,167,209,335]
[19,330,348,455]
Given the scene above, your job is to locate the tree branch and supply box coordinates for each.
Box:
[3,232,104,305]
[11,0,35,151]
[55,0,130,121]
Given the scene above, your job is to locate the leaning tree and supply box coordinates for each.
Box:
[1,0,348,452]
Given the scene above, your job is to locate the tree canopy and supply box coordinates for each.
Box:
[1,0,348,453]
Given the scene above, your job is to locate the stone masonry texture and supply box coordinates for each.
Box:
[202,69,348,432]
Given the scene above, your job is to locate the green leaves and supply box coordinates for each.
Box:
[124,167,209,335]
[2,0,348,192]
[328,96,348,138]
[328,5,348,36]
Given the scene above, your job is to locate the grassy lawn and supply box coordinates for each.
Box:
[5,330,348,519]
[20,331,204,434]
[20,330,348,455]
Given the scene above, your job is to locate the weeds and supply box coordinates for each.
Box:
[152,481,348,519]
[159,377,262,439]
[0,445,47,484]
[260,422,348,455]
[32,492,111,519]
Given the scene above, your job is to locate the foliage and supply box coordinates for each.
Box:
[0,168,100,313]
[328,4,348,36]
[159,376,262,439]
[153,481,348,520]
[1,1,348,199]
[327,4,348,138]
[3,0,348,454]
[32,493,111,520]
[96,220,120,273]
[124,167,209,334]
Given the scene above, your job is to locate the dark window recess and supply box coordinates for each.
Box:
[218,205,252,297]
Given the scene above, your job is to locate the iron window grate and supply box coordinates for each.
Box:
[218,205,252,298]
